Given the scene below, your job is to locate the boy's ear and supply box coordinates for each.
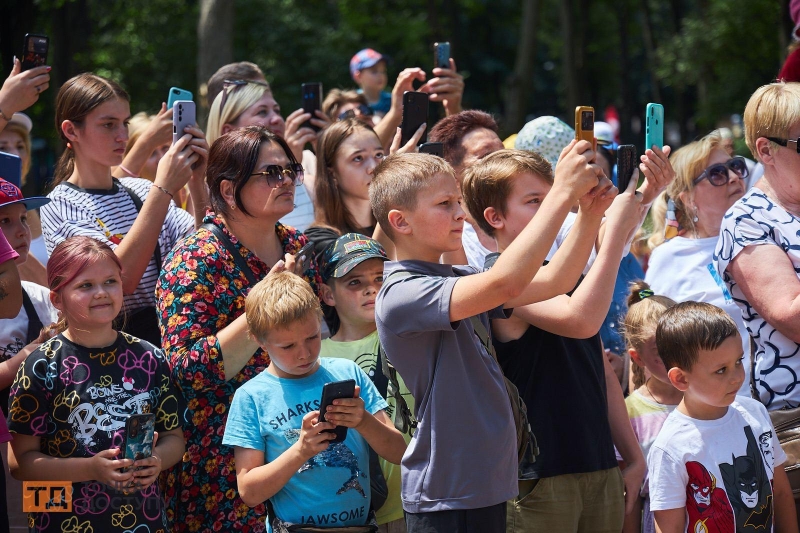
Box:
[352,70,363,84]
[483,206,504,232]
[387,208,412,236]
[320,283,336,307]
[628,347,645,369]
[667,366,689,392]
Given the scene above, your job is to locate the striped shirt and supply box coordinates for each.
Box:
[40,177,194,312]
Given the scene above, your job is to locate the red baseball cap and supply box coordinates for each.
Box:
[0,178,50,210]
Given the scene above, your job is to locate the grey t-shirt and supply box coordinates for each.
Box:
[375,259,517,513]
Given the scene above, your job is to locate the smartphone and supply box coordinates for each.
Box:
[172,100,196,145]
[645,103,665,150]
[616,145,637,193]
[21,34,49,71]
[0,152,23,188]
[400,92,429,146]
[318,379,356,444]
[574,106,595,144]
[122,413,155,471]
[419,142,444,158]
[301,82,323,132]
[434,42,451,69]
[168,87,193,109]
[296,242,315,272]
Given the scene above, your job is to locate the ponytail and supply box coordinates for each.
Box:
[622,280,678,352]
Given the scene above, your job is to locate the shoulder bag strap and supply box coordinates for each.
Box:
[119,180,162,269]
[372,344,389,398]
[468,314,497,361]
[22,287,44,344]
[201,223,258,285]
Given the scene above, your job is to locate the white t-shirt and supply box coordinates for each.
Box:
[649,397,786,532]
[40,178,194,313]
[647,236,751,396]
[29,234,49,266]
[715,188,800,409]
[0,281,58,361]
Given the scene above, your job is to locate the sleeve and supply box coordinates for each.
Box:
[351,364,389,415]
[222,388,265,452]
[126,178,194,249]
[378,274,460,336]
[40,194,122,255]
[0,231,18,264]
[757,401,789,467]
[152,347,184,434]
[648,445,688,511]
[7,348,54,437]
[715,196,778,278]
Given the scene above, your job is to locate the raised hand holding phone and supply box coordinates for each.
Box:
[574,106,595,145]
[21,34,49,71]
[645,103,664,150]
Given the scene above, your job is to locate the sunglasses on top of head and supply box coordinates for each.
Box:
[692,156,748,186]
[249,163,304,188]
[338,104,374,121]
[219,79,271,114]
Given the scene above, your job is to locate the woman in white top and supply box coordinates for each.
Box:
[39,73,208,345]
[646,131,750,394]
[206,78,329,232]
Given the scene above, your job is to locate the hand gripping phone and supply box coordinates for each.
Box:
[21,34,49,71]
[122,413,155,472]
[616,145,637,193]
[296,241,315,272]
[574,106,595,144]
[318,379,356,444]
[434,42,451,69]
[301,82,323,132]
[172,100,196,145]
[645,103,665,150]
[400,91,430,146]
[168,87,193,109]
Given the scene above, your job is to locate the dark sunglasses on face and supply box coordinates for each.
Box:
[338,104,374,121]
[220,78,271,115]
[250,163,305,188]
[692,156,749,186]
[766,137,800,153]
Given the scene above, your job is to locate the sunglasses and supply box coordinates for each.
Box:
[693,156,748,186]
[766,137,800,153]
[219,79,271,115]
[250,163,305,188]
[338,104,374,121]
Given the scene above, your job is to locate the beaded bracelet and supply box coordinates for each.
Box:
[152,184,174,199]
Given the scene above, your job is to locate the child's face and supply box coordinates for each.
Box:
[51,256,123,331]
[631,334,670,384]
[323,258,385,329]
[677,335,745,410]
[355,62,388,93]
[68,98,130,169]
[333,129,385,202]
[0,203,31,265]
[493,172,552,243]
[400,172,466,258]
[261,313,323,379]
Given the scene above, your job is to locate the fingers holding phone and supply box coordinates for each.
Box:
[553,139,601,201]
[294,410,336,460]
[390,123,427,155]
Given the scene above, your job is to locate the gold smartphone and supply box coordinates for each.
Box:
[574,106,595,144]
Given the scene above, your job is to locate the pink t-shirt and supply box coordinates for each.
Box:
[0,230,18,443]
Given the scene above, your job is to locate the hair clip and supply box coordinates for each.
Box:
[639,289,654,300]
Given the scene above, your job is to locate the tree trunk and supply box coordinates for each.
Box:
[617,0,633,144]
[504,0,541,134]
[639,0,662,104]
[197,0,233,113]
[559,0,581,113]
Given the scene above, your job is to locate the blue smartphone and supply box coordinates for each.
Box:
[168,87,193,109]
[122,413,155,472]
[0,152,23,187]
[645,103,664,150]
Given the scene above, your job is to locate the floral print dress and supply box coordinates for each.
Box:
[156,213,321,532]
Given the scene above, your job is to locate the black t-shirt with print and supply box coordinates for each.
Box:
[8,332,182,533]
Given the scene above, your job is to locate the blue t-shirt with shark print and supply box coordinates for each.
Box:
[223,357,387,530]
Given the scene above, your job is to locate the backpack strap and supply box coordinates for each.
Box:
[21,287,44,344]
[118,180,162,269]
[378,342,418,435]
[201,223,257,285]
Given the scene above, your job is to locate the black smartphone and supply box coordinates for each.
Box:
[419,142,444,158]
[122,413,155,472]
[400,91,429,146]
[318,379,356,444]
[617,145,637,193]
[296,242,315,272]
[21,34,49,71]
[301,82,323,132]
[434,41,451,69]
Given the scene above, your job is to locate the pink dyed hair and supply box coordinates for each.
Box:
[48,236,122,293]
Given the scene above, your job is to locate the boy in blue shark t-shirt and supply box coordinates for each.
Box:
[223,271,407,531]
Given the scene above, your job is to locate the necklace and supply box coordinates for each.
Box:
[644,378,666,407]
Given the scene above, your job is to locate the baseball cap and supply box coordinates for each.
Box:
[594,121,616,148]
[0,178,50,211]
[8,113,33,133]
[319,233,388,282]
[350,49,387,78]
[515,116,574,169]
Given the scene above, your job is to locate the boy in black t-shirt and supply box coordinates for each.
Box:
[462,148,672,531]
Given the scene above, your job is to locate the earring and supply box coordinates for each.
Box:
[66,142,72,149]
[230,204,236,210]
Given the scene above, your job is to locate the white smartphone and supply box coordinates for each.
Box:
[172,100,196,145]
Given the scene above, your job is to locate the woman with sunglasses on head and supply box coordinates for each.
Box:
[206,78,330,232]
[646,130,751,394]
[156,126,323,533]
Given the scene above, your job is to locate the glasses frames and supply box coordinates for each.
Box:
[250,163,305,188]
[338,104,374,121]
[693,156,749,186]
[219,79,271,115]
[765,137,800,153]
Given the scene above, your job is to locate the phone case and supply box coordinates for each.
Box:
[645,103,664,150]
[301,83,323,132]
[616,145,637,192]
[122,413,155,471]
[0,152,23,188]
[21,34,48,71]
[318,379,356,444]
[574,106,595,144]
[434,42,451,69]
[401,92,430,146]
[168,88,193,109]
[172,100,196,145]
[296,242,315,272]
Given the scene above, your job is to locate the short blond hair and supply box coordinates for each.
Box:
[245,271,323,342]
[124,112,153,157]
[462,149,553,237]
[207,81,273,145]
[370,153,455,239]
[744,82,800,162]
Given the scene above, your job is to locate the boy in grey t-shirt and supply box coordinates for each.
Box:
[371,147,604,532]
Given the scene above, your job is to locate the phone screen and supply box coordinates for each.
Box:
[21,35,48,71]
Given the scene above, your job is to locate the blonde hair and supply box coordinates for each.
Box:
[744,81,800,162]
[623,281,678,387]
[648,132,722,249]
[207,81,273,145]
[124,112,153,157]
[245,271,323,342]
[4,122,32,180]
[462,149,553,237]
[370,153,456,239]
